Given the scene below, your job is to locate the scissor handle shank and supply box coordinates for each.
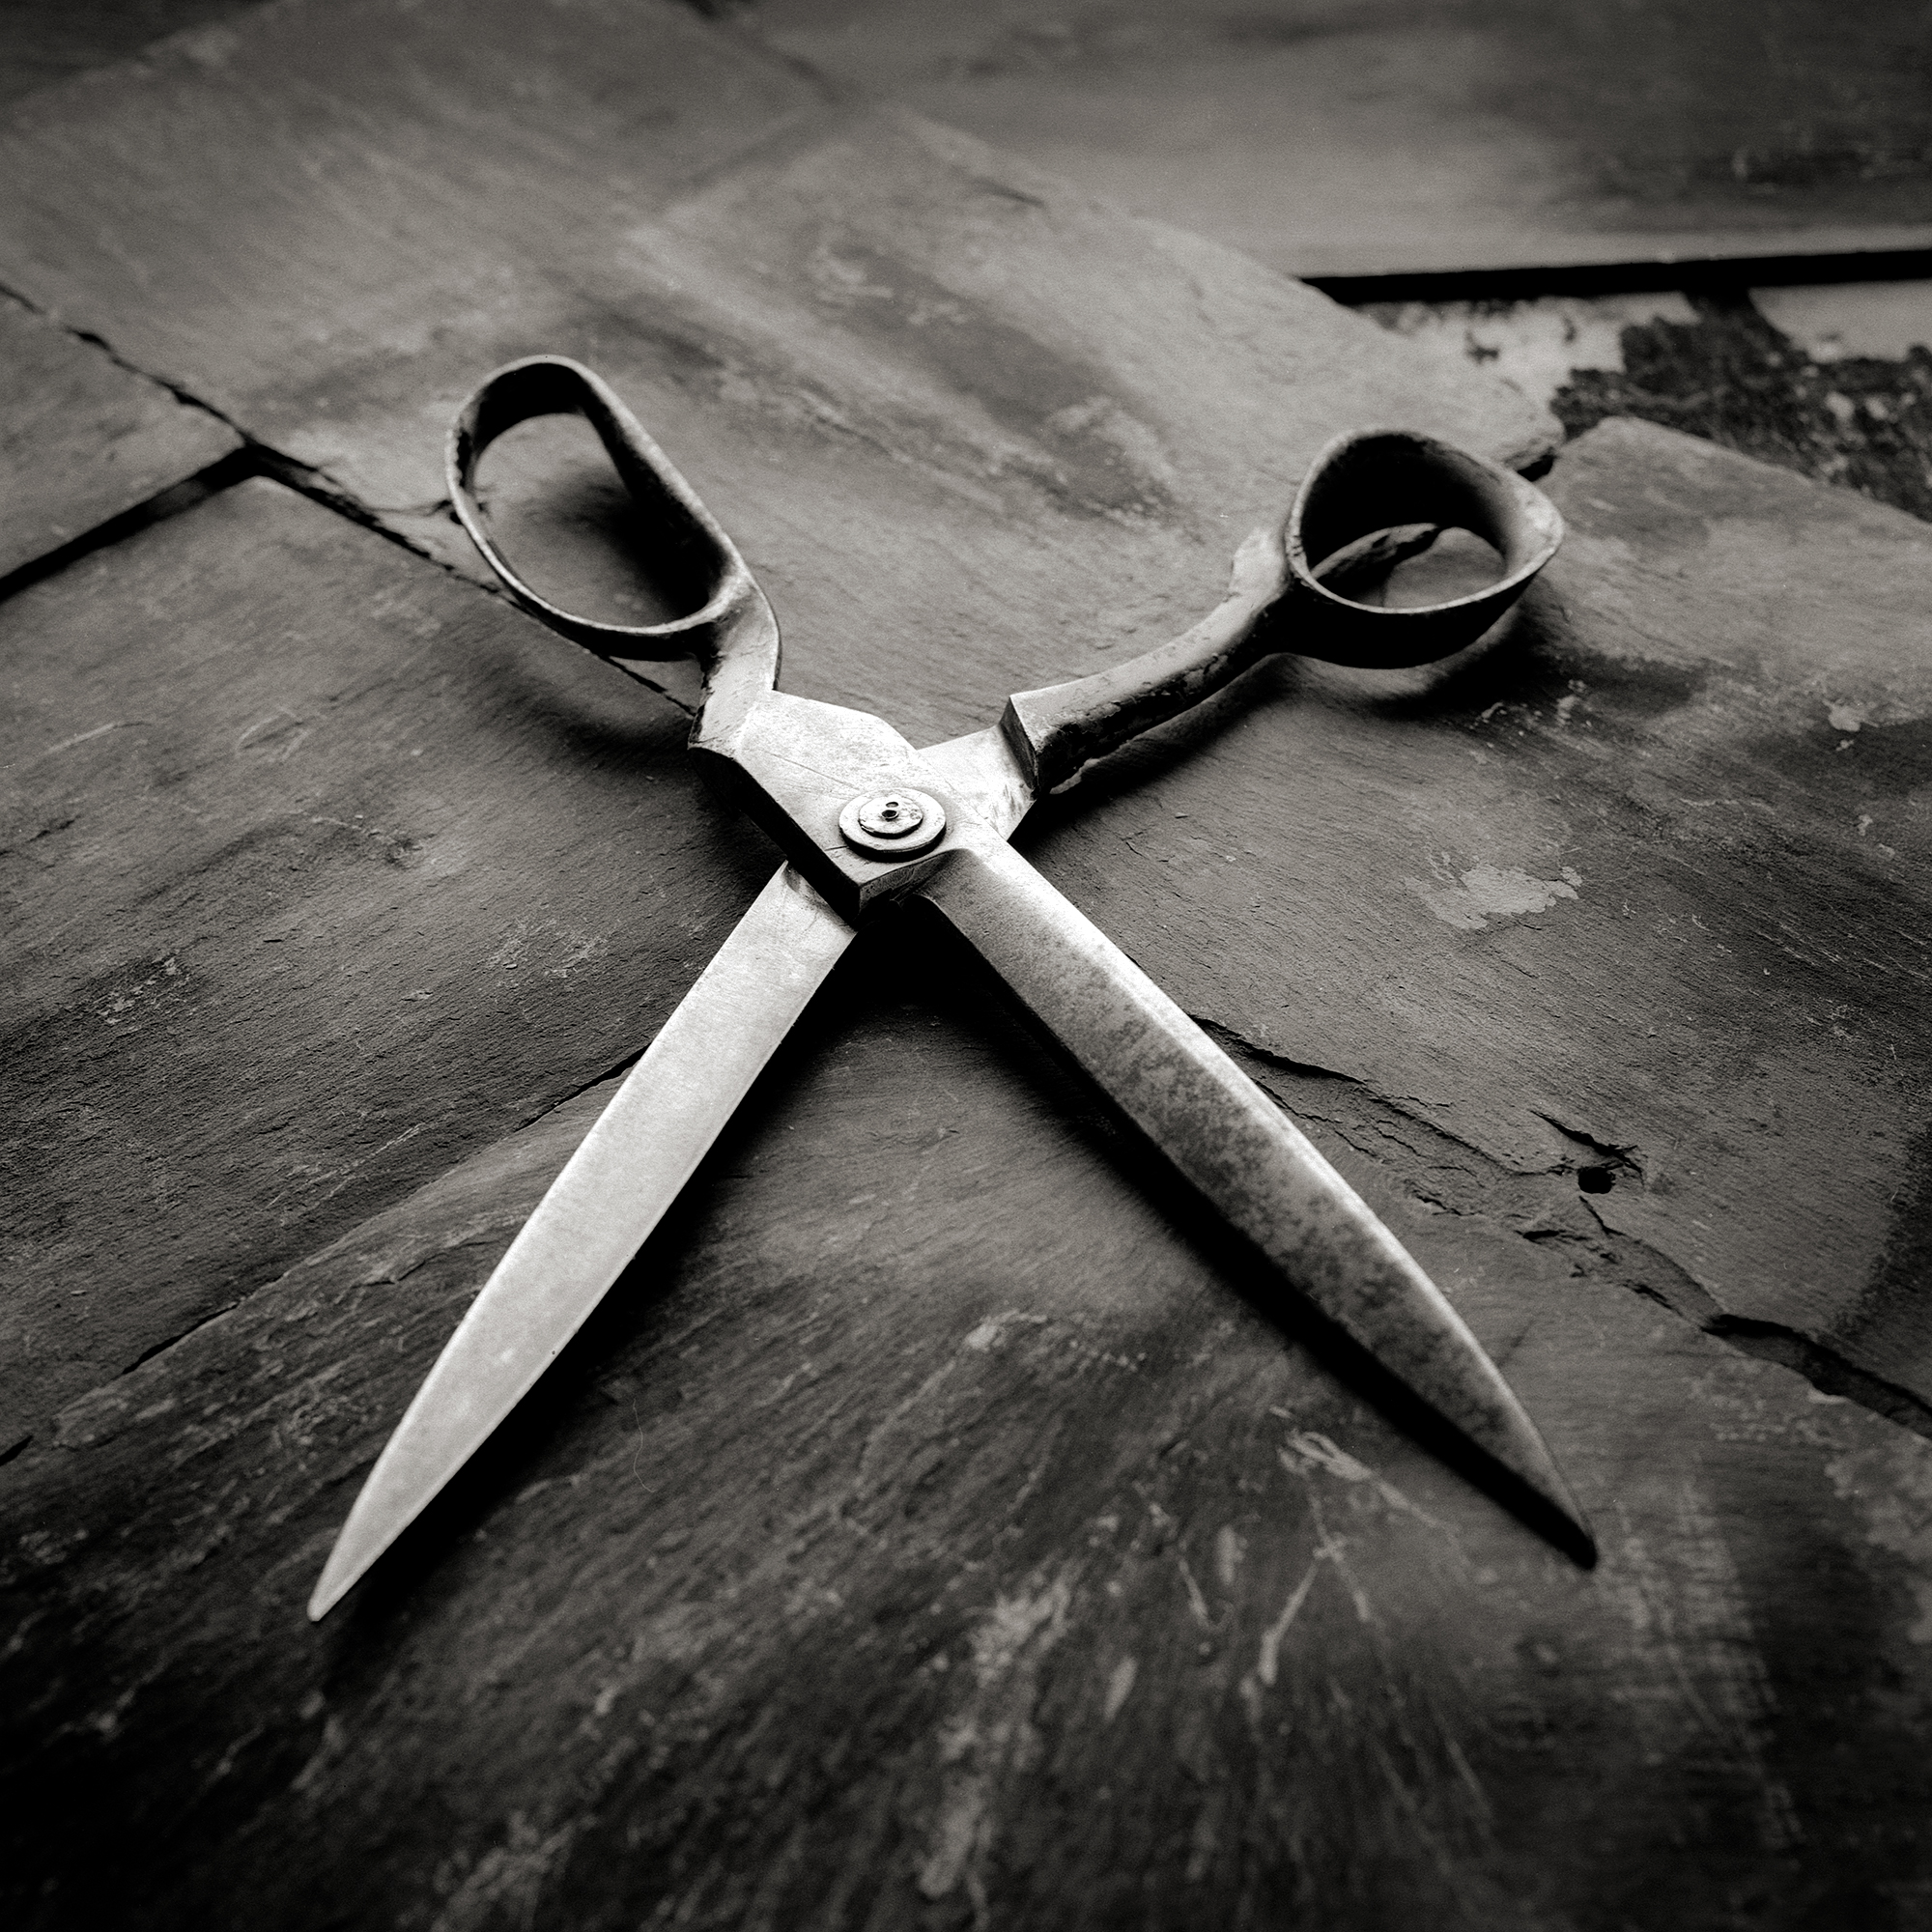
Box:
[446,356,779,694]
[1002,429,1563,794]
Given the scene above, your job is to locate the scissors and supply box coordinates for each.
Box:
[309,355,1583,1619]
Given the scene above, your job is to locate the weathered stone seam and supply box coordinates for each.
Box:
[1203,1015,1932,1444]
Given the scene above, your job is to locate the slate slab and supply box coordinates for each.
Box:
[751,0,1932,277]
[0,0,1556,716]
[0,478,768,1445]
[1034,415,1932,1416]
[3,411,1929,1928]
[0,293,239,582]
[0,0,1551,1458]
[2,2,1927,1920]
[3,825,1929,1932]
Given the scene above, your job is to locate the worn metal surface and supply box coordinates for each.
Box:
[309,865,856,1619]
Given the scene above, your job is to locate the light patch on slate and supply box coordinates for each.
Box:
[429,1814,579,1932]
[1407,855,1583,932]
[919,1572,1073,1915]
[1827,1432,1932,1644]
[1754,282,1932,366]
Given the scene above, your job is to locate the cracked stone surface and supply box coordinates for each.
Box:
[0,478,768,1445]
[0,292,239,583]
[0,0,1555,663]
[1028,415,1931,1420]
[7,919,1932,1929]
[1552,292,1932,526]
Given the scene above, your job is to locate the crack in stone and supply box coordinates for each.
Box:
[512,1048,646,1132]
[1196,1016,1361,1088]
[1207,1016,1932,1447]
[1705,1316,1932,1439]
[1533,1110,1646,1186]
[0,282,699,713]
[8,271,1919,1463]
[0,445,256,604]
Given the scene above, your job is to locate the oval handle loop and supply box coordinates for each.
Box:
[445,356,779,696]
[1283,427,1564,669]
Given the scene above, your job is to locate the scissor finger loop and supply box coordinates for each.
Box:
[1282,426,1565,668]
[446,355,779,692]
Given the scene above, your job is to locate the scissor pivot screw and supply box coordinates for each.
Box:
[839,789,947,858]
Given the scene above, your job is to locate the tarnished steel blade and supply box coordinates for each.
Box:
[917,837,1591,1556]
[308,866,856,1620]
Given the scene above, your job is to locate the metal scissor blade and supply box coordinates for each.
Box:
[308,866,855,1620]
[916,837,1592,1559]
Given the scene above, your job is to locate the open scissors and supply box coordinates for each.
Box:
[309,355,1581,1619]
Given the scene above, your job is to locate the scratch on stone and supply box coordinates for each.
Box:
[1443,1734,1494,1825]
[1213,1523,1243,1587]
[1609,1490,1802,1851]
[1279,1432,1448,1534]
[32,719,149,762]
[1826,1432,1932,1642]
[1176,1552,1211,1627]
[1252,1558,1320,1691]
[1309,1495,1372,1625]
[1367,1734,1468,1897]
[918,1572,1074,1919]
[429,1814,578,1932]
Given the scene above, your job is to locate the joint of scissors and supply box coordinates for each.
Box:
[693,688,986,917]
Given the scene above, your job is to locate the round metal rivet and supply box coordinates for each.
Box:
[858,793,924,839]
[839,789,947,859]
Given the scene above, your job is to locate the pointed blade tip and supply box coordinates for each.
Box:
[307,1496,406,1623]
[307,1547,362,1622]
[1556,1494,1598,1570]
[1512,1444,1595,1570]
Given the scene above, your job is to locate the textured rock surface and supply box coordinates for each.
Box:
[4,412,1930,1927]
[1038,417,1932,1415]
[748,0,1932,276]
[4,3,1931,1926]
[0,292,239,583]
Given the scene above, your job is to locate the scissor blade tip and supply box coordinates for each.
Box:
[307,1562,355,1623]
[1515,1460,1595,1570]
[1562,1506,1599,1571]
[308,1523,386,1623]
